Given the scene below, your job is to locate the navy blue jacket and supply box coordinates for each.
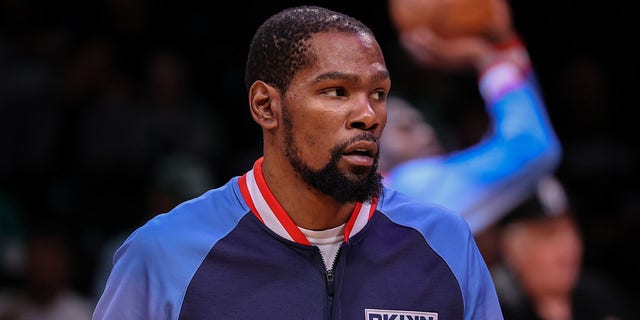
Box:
[93,158,503,319]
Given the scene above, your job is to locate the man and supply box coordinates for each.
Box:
[92,6,502,319]
[493,175,635,319]
[380,3,562,237]
[0,229,94,320]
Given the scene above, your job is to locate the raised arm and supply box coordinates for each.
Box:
[384,1,562,234]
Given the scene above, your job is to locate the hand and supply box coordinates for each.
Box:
[399,26,529,74]
[397,0,520,73]
[399,26,494,72]
[486,0,515,43]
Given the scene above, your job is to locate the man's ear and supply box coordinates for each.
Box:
[249,81,281,130]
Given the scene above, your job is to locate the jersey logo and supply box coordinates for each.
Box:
[365,308,438,320]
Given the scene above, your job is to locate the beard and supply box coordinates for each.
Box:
[282,108,383,204]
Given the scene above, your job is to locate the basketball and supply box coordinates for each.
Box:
[388,0,497,39]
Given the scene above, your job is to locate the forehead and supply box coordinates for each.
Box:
[305,31,387,77]
[515,215,575,236]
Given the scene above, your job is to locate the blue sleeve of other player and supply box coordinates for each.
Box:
[386,64,561,233]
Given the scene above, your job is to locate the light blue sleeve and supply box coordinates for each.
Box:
[385,70,561,234]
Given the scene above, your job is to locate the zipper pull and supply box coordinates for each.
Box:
[326,268,334,283]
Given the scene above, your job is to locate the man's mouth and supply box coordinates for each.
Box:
[344,148,374,157]
[342,139,378,157]
[341,140,378,167]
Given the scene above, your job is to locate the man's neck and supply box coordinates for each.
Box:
[261,156,356,230]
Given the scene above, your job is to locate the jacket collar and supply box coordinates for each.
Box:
[238,157,378,245]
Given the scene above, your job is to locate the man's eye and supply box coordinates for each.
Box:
[372,90,387,101]
[323,88,347,97]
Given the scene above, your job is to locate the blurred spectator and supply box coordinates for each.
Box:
[551,56,640,303]
[0,228,93,320]
[492,175,636,320]
[71,48,224,282]
[0,194,25,287]
[0,19,65,188]
[71,39,145,173]
[140,49,225,168]
[63,38,149,258]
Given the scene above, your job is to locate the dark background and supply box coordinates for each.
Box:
[1,0,638,307]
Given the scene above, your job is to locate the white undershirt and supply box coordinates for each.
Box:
[299,224,345,270]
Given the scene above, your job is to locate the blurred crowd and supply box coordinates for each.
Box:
[1,0,638,318]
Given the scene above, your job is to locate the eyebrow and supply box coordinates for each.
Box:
[312,69,389,84]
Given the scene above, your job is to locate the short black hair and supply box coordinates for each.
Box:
[245,5,374,94]
[499,175,573,227]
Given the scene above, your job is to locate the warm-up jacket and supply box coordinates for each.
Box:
[93,157,503,320]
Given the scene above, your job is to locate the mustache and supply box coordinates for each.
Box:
[330,133,380,159]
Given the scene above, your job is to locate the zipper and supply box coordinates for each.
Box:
[325,245,342,319]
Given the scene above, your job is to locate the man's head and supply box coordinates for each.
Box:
[379,95,444,172]
[246,6,390,203]
[245,6,376,94]
[499,175,583,298]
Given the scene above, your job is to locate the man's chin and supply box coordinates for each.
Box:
[345,168,373,181]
